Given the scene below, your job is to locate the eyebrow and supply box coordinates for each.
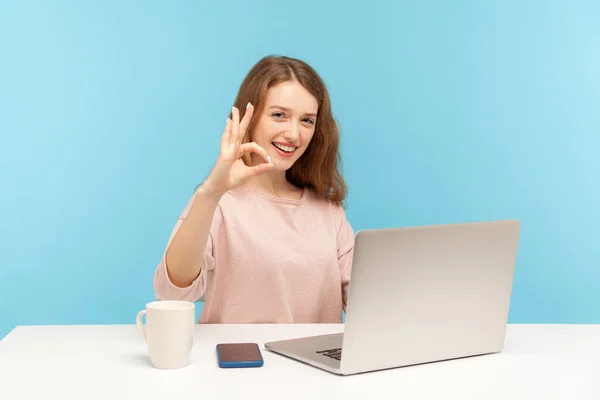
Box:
[268,105,317,117]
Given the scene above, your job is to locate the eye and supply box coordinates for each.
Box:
[272,112,285,118]
[302,118,315,124]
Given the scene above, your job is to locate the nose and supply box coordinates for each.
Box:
[283,121,300,143]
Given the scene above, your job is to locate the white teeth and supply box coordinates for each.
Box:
[273,143,295,152]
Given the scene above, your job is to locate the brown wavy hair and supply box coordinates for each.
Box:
[230,55,348,207]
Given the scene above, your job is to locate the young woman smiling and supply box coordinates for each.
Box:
[154,55,354,324]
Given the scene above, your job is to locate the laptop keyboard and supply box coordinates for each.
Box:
[316,348,342,360]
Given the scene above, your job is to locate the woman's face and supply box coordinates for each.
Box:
[250,80,318,170]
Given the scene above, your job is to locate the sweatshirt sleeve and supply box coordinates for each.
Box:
[153,194,222,302]
[333,204,355,312]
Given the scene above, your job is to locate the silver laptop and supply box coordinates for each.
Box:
[264,220,521,375]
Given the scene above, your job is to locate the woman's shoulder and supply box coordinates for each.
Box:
[306,191,354,245]
[305,187,346,209]
[302,188,349,226]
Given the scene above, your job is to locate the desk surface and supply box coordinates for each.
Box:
[1,323,599,399]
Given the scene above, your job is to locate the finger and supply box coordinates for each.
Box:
[222,117,232,146]
[236,142,271,163]
[246,162,275,178]
[239,102,254,139]
[231,106,241,144]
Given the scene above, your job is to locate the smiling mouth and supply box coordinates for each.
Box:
[272,142,297,153]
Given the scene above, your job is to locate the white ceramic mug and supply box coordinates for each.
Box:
[136,300,195,369]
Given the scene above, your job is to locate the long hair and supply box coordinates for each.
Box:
[229,55,348,207]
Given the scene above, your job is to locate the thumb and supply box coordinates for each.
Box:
[246,162,274,177]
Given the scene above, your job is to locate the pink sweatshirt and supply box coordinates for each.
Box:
[153,185,355,323]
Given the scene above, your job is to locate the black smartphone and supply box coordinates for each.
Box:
[216,343,264,368]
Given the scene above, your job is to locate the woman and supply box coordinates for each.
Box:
[154,55,354,324]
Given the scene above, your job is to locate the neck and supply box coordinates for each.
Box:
[246,154,297,196]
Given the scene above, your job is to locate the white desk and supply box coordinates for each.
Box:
[0,324,599,399]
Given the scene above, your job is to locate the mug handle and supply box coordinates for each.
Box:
[136,310,147,342]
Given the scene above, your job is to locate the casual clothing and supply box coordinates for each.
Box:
[153,185,354,323]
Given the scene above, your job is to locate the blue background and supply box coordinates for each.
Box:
[1,1,599,339]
